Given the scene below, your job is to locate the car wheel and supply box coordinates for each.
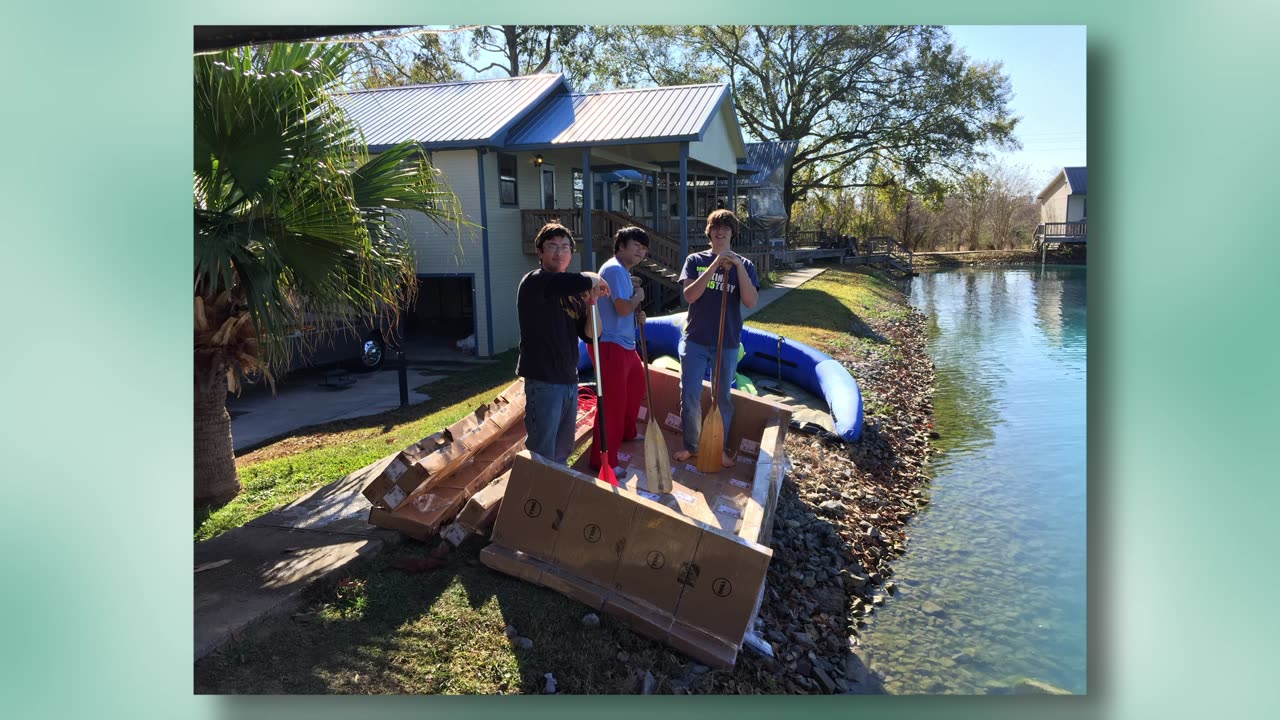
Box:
[350,332,386,372]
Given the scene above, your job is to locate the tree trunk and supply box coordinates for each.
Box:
[194,361,240,506]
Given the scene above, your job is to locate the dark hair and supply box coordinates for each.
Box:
[534,222,575,251]
[613,226,650,253]
[704,209,739,240]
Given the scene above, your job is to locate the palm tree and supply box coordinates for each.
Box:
[194,43,462,505]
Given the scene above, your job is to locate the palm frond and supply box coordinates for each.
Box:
[194,41,463,379]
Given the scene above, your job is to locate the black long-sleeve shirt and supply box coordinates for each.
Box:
[515,269,593,384]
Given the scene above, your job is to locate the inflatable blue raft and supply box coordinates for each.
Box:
[578,313,863,441]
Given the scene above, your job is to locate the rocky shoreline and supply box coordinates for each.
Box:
[698,281,938,694]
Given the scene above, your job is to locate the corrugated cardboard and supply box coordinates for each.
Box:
[432,423,525,492]
[604,594,674,643]
[455,470,512,533]
[479,543,545,585]
[368,505,435,542]
[484,367,790,668]
[368,485,468,538]
[361,451,431,510]
[490,452,581,562]
[672,529,773,646]
[403,431,449,463]
[539,564,609,611]
[450,403,596,543]
[667,619,740,669]
[614,500,702,614]
[552,476,637,589]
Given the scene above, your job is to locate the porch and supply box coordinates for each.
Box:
[521,208,775,312]
[1035,221,1088,246]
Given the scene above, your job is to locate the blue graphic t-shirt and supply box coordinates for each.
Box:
[678,250,759,349]
[595,257,637,350]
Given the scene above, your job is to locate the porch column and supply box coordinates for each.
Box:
[679,142,689,259]
[582,148,594,269]
[651,171,658,231]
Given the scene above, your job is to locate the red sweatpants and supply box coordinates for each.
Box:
[588,340,645,470]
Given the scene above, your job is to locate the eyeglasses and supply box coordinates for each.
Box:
[543,245,573,255]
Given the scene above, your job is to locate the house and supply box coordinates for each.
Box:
[336,74,753,357]
[1035,166,1087,246]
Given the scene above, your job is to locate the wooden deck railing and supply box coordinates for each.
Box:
[1035,221,1088,241]
[863,235,914,275]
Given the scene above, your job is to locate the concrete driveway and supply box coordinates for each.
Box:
[226,338,499,452]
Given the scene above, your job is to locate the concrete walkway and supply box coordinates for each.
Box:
[744,266,827,319]
[195,265,830,663]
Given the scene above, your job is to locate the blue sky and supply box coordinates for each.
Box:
[947,25,1087,188]
[432,25,1087,191]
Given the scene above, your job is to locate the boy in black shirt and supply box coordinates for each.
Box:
[516,223,609,464]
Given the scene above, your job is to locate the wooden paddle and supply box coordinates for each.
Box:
[636,312,674,494]
[589,301,618,486]
[695,261,732,473]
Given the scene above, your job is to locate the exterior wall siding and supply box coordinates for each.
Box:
[688,108,740,174]
[396,149,487,349]
[1039,178,1070,223]
[486,151,550,356]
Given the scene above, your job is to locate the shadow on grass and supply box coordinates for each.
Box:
[194,536,695,694]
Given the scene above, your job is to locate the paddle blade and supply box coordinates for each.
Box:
[695,406,725,473]
[644,419,674,494]
[598,462,618,487]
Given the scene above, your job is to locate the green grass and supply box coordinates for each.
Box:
[194,267,917,694]
[746,266,909,353]
[195,539,696,694]
[194,351,521,541]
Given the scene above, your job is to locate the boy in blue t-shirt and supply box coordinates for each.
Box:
[674,210,759,467]
[586,227,651,472]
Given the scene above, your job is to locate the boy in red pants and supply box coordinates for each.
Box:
[586,227,650,474]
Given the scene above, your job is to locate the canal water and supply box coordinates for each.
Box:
[856,265,1087,694]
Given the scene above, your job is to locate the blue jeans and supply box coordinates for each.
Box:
[678,339,739,454]
[523,378,579,465]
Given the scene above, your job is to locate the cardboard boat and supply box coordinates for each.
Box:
[483,365,792,668]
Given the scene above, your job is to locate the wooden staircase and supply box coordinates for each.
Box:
[846,235,916,278]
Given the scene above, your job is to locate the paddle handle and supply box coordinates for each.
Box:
[709,265,730,408]
[637,313,655,407]
[590,302,607,457]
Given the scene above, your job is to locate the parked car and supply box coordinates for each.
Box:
[283,317,400,374]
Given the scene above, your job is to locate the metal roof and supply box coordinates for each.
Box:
[1064,166,1087,195]
[503,84,731,148]
[738,140,800,186]
[1039,166,1088,200]
[335,74,566,150]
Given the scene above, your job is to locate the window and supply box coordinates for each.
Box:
[498,153,518,207]
[570,170,602,209]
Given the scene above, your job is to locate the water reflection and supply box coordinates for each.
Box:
[856,266,1087,695]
